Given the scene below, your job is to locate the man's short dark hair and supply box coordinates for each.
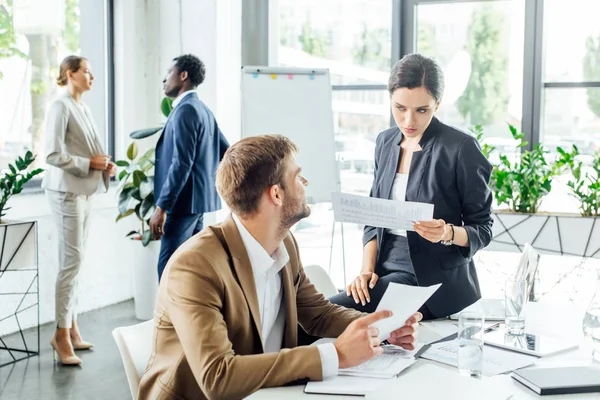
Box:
[173,54,205,87]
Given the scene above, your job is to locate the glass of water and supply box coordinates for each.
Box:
[505,278,528,335]
[458,310,484,377]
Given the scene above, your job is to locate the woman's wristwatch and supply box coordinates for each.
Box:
[440,223,454,246]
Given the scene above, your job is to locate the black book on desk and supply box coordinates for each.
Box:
[511,366,600,395]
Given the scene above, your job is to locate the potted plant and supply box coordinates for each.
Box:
[113,97,172,320]
[480,124,599,260]
[0,151,43,270]
[0,150,42,359]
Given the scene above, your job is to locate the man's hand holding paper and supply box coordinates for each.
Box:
[333,310,423,369]
[370,283,442,341]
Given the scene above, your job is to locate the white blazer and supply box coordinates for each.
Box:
[41,91,109,196]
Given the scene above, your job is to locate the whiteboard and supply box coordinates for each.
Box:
[241,66,339,204]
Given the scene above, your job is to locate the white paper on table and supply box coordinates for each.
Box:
[365,364,514,400]
[420,339,538,376]
[304,375,392,396]
[372,283,442,340]
[331,192,434,231]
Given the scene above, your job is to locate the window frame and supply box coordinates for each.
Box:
[20,0,116,190]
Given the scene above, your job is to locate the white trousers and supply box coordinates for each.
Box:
[46,189,92,329]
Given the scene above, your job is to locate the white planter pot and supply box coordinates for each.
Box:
[0,220,37,271]
[0,220,39,364]
[131,239,160,320]
[489,211,600,259]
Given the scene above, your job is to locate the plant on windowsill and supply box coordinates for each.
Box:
[0,150,44,224]
[476,124,600,259]
[489,124,557,214]
[556,145,600,217]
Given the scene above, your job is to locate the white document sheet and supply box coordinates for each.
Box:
[339,345,420,378]
[331,192,434,231]
[420,339,538,376]
[372,283,442,340]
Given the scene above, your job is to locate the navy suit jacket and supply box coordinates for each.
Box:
[363,117,493,318]
[154,93,229,216]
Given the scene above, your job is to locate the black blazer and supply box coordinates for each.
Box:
[363,117,493,317]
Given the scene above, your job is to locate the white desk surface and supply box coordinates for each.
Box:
[247,302,600,399]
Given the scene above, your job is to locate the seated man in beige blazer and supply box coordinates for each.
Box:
[137,134,422,400]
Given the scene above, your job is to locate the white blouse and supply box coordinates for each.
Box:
[388,173,409,236]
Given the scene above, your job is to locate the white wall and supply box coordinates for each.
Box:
[1,0,242,335]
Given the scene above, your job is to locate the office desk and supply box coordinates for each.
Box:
[248,302,600,399]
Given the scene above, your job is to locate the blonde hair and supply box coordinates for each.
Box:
[57,55,86,87]
[216,135,299,216]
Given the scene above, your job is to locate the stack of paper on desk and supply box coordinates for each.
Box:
[305,340,418,395]
[339,345,419,378]
[304,355,416,395]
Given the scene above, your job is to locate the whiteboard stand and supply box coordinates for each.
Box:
[240,66,346,286]
[327,159,347,288]
[327,220,348,289]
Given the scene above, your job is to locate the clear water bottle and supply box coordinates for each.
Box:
[582,266,600,362]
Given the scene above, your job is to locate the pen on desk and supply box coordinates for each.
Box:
[483,322,501,333]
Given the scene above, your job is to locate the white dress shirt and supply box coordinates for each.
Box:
[232,214,339,378]
[172,90,196,108]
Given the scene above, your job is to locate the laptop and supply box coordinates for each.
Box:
[450,243,541,321]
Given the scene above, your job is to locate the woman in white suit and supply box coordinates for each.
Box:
[42,55,116,365]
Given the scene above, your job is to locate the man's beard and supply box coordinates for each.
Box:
[280,198,311,231]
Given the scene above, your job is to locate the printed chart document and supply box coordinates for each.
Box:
[331,192,434,231]
[420,339,538,376]
[372,283,442,340]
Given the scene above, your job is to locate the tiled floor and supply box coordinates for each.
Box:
[0,300,139,400]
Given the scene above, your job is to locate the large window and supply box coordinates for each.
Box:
[271,0,600,294]
[273,0,393,286]
[275,0,392,85]
[541,0,600,158]
[0,0,112,177]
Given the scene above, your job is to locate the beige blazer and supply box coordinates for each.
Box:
[41,91,109,195]
[137,215,363,400]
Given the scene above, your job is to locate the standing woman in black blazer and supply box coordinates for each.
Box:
[329,54,493,319]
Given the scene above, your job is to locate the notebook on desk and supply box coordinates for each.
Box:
[511,366,600,395]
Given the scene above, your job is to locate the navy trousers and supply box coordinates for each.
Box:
[157,213,204,281]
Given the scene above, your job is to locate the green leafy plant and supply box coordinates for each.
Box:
[0,151,44,222]
[114,97,173,245]
[115,142,156,246]
[489,124,556,214]
[556,145,600,217]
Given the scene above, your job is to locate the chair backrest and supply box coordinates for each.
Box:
[112,319,155,399]
[303,264,338,298]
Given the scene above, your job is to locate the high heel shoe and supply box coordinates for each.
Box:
[50,338,82,365]
[71,339,94,350]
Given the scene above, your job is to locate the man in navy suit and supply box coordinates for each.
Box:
[150,54,229,281]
